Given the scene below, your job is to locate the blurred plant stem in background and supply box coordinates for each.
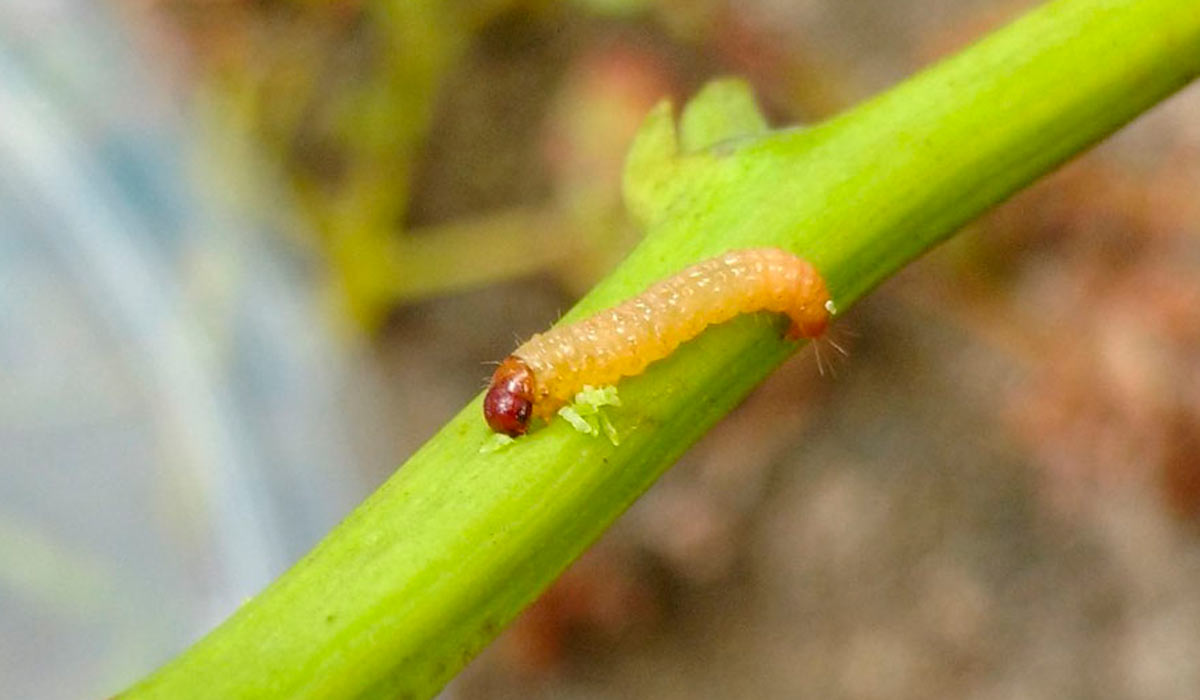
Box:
[174,0,664,331]
[383,206,572,301]
[208,0,499,329]
[157,0,862,333]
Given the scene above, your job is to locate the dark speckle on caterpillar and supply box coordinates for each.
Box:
[484,247,834,436]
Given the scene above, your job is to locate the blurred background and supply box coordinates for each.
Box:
[3,0,1200,697]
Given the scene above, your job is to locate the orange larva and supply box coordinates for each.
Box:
[484,247,833,436]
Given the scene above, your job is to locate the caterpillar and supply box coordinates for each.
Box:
[484,247,833,436]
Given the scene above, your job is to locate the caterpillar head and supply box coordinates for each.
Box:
[484,356,536,436]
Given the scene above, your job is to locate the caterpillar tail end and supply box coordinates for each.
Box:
[786,318,825,341]
[786,301,833,341]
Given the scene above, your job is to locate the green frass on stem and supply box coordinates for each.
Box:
[125,0,1200,697]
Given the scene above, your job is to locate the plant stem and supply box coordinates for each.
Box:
[125,0,1200,697]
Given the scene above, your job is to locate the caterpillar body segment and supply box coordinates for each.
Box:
[484,248,832,436]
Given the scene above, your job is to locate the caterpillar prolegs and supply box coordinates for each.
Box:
[484,247,834,436]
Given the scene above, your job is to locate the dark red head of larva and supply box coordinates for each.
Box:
[484,356,536,436]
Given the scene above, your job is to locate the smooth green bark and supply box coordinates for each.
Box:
[127,0,1200,697]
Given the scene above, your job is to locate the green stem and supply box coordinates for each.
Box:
[125,0,1200,698]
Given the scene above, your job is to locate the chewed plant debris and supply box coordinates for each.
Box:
[558,385,622,445]
[479,385,622,453]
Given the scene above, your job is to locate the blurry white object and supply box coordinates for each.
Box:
[0,2,369,697]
